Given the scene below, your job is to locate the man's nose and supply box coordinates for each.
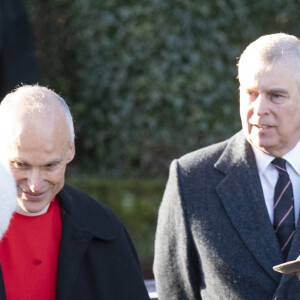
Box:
[252,94,269,115]
[28,169,41,192]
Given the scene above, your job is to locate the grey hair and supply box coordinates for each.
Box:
[238,33,300,84]
[0,85,75,146]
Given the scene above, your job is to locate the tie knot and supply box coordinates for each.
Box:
[272,158,287,172]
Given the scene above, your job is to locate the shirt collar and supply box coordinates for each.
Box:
[252,145,273,175]
[252,141,300,176]
[284,141,300,175]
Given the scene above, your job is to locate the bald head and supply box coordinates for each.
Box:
[0,85,76,213]
[0,85,75,146]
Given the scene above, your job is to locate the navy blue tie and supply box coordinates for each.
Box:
[272,158,295,259]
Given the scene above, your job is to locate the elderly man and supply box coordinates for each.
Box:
[0,85,149,300]
[154,33,300,299]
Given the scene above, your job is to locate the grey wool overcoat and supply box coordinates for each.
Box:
[154,130,300,300]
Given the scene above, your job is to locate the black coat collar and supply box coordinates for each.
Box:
[58,184,116,241]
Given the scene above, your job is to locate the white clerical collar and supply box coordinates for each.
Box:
[252,140,300,176]
[15,202,51,217]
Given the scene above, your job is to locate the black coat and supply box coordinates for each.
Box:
[0,184,150,299]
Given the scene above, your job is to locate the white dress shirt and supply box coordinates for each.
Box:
[252,141,300,224]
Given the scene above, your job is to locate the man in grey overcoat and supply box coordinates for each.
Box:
[154,33,300,299]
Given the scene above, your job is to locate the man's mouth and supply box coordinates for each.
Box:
[251,123,273,129]
[21,190,46,200]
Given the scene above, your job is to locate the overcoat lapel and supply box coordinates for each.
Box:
[215,132,283,281]
[55,185,116,300]
[56,213,93,300]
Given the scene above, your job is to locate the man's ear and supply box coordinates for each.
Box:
[67,143,75,163]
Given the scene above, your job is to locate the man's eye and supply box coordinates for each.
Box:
[45,163,58,169]
[270,93,284,103]
[272,93,281,98]
[12,161,25,168]
[247,91,258,100]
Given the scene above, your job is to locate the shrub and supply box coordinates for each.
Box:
[24,0,300,177]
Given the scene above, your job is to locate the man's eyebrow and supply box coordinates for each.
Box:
[238,86,258,91]
[9,159,27,164]
[267,88,289,96]
[45,159,63,165]
[9,158,63,166]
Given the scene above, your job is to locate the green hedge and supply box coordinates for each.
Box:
[66,176,165,277]
[25,0,300,177]
[22,0,300,279]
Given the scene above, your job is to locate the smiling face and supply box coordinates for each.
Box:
[2,97,75,213]
[239,59,300,157]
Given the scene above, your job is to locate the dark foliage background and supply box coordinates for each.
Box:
[24,0,300,178]
[23,0,300,277]
[24,1,300,178]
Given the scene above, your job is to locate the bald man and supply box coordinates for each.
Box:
[0,85,149,300]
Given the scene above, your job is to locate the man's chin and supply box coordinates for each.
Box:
[249,134,271,148]
[16,199,50,215]
[250,138,286,157]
